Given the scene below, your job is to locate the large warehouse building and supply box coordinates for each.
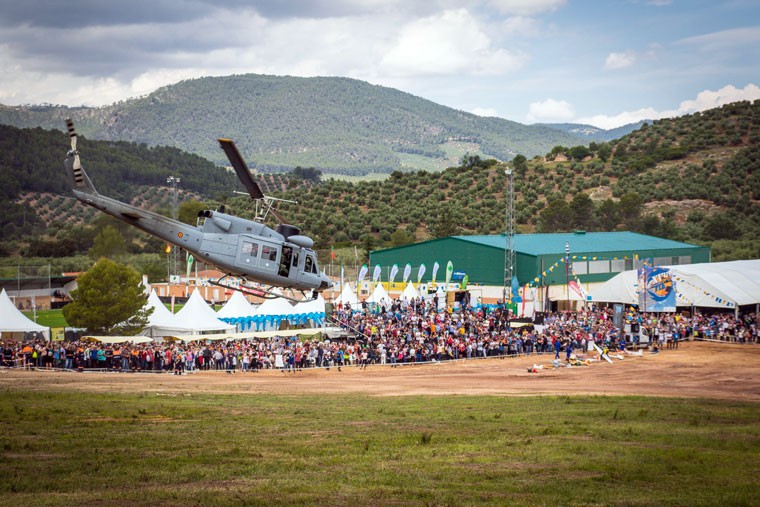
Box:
[369,231,711,308]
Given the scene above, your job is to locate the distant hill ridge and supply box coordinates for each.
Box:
[0,74,634,175]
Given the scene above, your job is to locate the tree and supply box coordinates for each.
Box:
[569,193,596,230]
[596,199,619,231]
[538,199,572,232]
[63,258,151,335]
[430,205,461,238]
[390,228,414,247]
[568,145,591,161]
[178,199,208,225]
[617,192,644,230]
[512,154,528,176]
[596,142,612,162]
[88,225,127,260]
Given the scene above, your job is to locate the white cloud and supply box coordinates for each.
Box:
[678,26,760,52]
[526,98,575,123]
[486,0,566,16]
[471,107,499,117]
[577,83,760,129]
[605,51,637,70]
[379,8,526,77]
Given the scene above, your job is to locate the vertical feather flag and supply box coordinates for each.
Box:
[445,261,454,285]
[403,263,412,283]
[417,263,426,284]
[389,263,399,283]
[431,261,440,284]
[372,264,382,282]
[358,264,368,283]
[186,253,194,280]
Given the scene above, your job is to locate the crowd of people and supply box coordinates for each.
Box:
[1,299,757,373]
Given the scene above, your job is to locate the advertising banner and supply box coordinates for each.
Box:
[638,266,676,312]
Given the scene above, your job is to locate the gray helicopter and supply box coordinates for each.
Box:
[63,119,332,300]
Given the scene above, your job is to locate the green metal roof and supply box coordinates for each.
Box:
[452,231,704,256]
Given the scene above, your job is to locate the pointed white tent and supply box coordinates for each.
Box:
[336,283,359,306]
[401,282,419,301]
[0,289,49,337]
[173,291,236,331]
[216,291,255,319]
[145,289,175,327]
[366,282,390,305]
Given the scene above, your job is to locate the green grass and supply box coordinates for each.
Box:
[20,309,67,328]
[1,392,758,506]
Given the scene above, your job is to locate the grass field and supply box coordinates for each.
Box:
[1,392,758,506]
[20,309,67,329]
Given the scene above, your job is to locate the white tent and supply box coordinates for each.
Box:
[401,282,419,301]
[144,289,176,327]
[588,260,760,309]
[335,283,359,306]
[0,289,49,338]
[147,290,235,337]
[216,291,255,319]
[366,282,390,305]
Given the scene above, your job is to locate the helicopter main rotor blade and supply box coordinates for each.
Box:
[217,138,265,200]
[65,118,81,170]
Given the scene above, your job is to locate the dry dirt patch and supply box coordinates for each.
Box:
[1,342,758,402]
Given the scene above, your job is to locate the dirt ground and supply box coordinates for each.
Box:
[1,342,759,402]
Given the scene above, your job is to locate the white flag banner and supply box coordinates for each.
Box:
[372,264,382,282]
[403,263,412,283]
[389,264,399,283]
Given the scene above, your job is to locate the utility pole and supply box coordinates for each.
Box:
[503,168,515,309]
[167,175,181,280]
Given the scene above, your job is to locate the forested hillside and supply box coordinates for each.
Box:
[1,100,757,279]
[0,74,586,175]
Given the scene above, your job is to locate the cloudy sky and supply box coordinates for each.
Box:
[1,0,759,129]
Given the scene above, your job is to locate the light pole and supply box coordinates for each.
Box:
[503,168,515,309]
[167,176,181,279]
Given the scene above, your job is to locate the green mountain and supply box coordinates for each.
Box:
[2,100,758,271]
[0,74,584,175]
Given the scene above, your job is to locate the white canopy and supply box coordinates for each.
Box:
[335,283,359,306]
[0,288,49,336]
[588,259,760,309]
[144,289,175,327]
[366,282,390,304]
[145,290,235,337]
[255,295,295,317]
[293,294,326,316]
[401,282,419,301]
[216,291,255,319]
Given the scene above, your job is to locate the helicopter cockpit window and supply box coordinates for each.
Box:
[262,245,278,262]
[304,255,317,274]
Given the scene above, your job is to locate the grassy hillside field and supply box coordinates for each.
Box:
[0,391,757,506]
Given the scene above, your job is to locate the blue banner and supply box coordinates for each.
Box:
[638,266,676,312]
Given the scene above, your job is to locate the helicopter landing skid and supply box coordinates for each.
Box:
[210,276,311,303]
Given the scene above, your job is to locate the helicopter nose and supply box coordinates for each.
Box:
[319,273,333,291]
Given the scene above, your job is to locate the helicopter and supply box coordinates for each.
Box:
[63,119,332,300]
